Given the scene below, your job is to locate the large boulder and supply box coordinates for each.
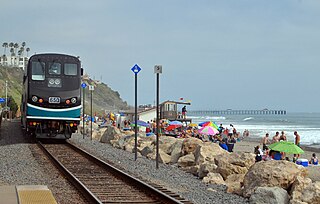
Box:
[91,130,100,141]
[111,134,131,149]
[249,186,289,204]
[300,181,320,204]
[181,137,203,155]
[243,160,308,198]
[194,142,227,165]
[214,154,248,180]
[290,176,312,202]
[170,139,184,164]
[225,174,245,195]
[181,165,199,176]
[158,149,172,164]
[198,161,218,179]
[203,172,225,185]
[100,125,122,143]
[229,152,256,169]
[159,136,177,154]
[140,146,154,157]
[146,149,171,164]
[177,154,196,167]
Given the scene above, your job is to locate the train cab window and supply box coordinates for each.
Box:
[49,62,61,75]
[31,61,45,80]
[64,63,77,76]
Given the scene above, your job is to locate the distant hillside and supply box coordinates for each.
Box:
[0,66,23,106]
[0,66,129,115]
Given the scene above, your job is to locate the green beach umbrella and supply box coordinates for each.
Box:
[268,141,304,154]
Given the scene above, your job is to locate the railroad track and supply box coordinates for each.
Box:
[37,141,192,204]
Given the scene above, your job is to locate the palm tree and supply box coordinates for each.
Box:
[9,47,14,65]
[2,42,8,55]
[10,48,14,56]
[14,43,19,56]
[21,42,26,47]
[26,47,30,57]
[19,47,24,57]
[9,42,14,48]
[18,50,22,57]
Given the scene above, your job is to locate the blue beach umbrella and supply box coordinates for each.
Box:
[169,121,183,126]
[131,120,149,127]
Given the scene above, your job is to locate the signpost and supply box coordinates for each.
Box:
[81,82,87,139]
[5,80,8,110]
[154,65,162,169]
[89,85,94,140]
[131,64,141,161]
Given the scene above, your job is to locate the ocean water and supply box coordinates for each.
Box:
[188,112,320,145]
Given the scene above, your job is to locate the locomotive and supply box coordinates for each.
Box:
[21,53,83,139]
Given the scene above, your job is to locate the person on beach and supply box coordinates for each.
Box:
[261,133,270,151]
[152,121,156,133]
[272,131,280,143]
[280,131,287,141]
[182,106,187,119]
[218,124,224,134]
[294,131,301,158]
[242,129,249,138]
[227,124,234,137]
[309,153,318,165]
[254,145,263,162]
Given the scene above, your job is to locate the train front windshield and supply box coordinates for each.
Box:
[31,61,79,89]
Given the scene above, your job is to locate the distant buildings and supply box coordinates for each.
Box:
[0,42,30,70]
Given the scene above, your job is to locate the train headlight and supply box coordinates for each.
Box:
[55,79,61,85]
[49,79,55,85]
[71,97,77,104]
[39,98,43,103]
[32,96,38,102]
[66,99,70,104]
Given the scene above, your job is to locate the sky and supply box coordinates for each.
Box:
[2,0,320,112]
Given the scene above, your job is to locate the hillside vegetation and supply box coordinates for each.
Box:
[0,66,129,115]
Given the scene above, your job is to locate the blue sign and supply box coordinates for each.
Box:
[0,98,5,103]
[131,64,141,74]
[81,83,87,88]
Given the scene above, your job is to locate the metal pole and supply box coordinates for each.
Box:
[156,73,159,169]
[82,87,85,139]
[5,80,8,108]
[91,89,93,140]
[134,73,138,161]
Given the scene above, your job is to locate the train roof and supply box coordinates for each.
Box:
[29,53,79,60]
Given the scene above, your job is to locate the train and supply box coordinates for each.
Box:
[21,53,83,139]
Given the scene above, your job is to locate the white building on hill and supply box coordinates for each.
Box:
[0,55,28,69]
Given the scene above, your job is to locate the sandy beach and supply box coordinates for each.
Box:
[233,137,320,182]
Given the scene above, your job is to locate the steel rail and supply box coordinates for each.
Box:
[65,141,191,204]
[38,140,192,204]
[37,141,102,204]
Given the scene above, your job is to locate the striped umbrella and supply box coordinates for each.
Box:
[198,126,219,135]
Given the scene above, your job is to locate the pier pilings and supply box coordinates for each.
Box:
[188,110,286,115]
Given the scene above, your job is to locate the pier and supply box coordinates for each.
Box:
[188,109,286,115]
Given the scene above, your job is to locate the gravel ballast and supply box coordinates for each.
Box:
[0,119,248,203]
[0,120,88,204]
[70,133,249,204]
